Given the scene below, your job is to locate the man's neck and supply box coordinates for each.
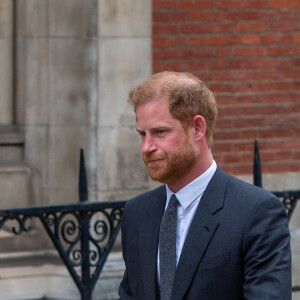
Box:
[167,153,214,193]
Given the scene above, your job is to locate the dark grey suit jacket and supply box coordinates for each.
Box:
[118,167,291,299]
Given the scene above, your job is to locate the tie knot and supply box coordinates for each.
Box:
[169,194,178,208]
[164,194,178,218]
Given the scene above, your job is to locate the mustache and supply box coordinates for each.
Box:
[143,154,167,163]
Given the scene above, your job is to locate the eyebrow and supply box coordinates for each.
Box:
[136,125,171,132]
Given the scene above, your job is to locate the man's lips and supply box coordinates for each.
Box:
[145,157,166,165]
[147,159,164,163]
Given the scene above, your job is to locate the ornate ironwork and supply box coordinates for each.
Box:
[0,201,126,299]
[272,190,300,222]
[272,191,300,290]
[1,143,299,297]
[0,149,126,300]
[253,140,300,221]
[253,140,300,292]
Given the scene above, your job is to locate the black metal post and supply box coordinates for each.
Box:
[79,148,88,202]
[79,148,91,299]
[81,211,92,300]
[253,139,262,188]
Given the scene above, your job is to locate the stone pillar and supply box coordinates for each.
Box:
[97,0,153,201]
[0,0,31,218]
[0,0,14,124]
[15,0,99,208]
[1,0,100,251]
[0,0,153,298]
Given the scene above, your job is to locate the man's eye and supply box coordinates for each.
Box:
[156,130,165,136]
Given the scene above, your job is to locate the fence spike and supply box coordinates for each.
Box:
[253,139,262,188]
[79,148,88,202]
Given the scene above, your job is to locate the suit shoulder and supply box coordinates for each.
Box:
[213,169,288,226]
[213,167,281,205]
[224,170,284,207]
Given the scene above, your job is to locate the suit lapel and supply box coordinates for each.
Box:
[139,186,166,300]
[172,167,229,300]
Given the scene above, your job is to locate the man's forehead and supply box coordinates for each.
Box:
[135,96,176,124]
[136,94,169,113]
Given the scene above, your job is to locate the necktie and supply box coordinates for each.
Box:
[159,194,178,300]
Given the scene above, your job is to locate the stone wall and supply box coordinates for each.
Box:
[97,0,153,201]
[0,0,151,298]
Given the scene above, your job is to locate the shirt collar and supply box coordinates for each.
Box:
[166,160,217,210]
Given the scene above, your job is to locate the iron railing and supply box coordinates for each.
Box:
[0,149,126,300]
[253,139,300,291]
[0,141,299,297]
[253,139,299,222]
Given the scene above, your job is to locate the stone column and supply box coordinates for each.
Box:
[15,0,99,207]
[0,0,153,298]
[97,0,153,201]
[0,0,13,124]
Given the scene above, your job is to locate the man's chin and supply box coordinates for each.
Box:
[147,169,169,184]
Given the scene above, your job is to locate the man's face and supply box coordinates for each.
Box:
[136,96,198,186]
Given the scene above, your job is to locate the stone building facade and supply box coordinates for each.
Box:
[0,1,152,299]
[0,0,299,299]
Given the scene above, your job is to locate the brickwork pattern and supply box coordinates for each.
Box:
[153,0,300,175]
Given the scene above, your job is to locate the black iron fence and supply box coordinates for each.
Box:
[0,142,299,298]
[253,139,300,291]
[0,149,126,300]
[253,139,300,222]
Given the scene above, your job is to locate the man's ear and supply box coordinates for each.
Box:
[191,115,206,142]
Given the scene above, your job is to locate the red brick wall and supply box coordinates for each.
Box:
[153,0,300,176]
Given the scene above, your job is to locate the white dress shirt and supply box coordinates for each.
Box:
[157,160,217,282]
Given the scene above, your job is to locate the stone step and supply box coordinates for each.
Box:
[0,250,125,300]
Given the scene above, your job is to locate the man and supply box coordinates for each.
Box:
[118,71,291,299]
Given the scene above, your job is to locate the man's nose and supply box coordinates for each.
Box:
[141,135,157,154]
